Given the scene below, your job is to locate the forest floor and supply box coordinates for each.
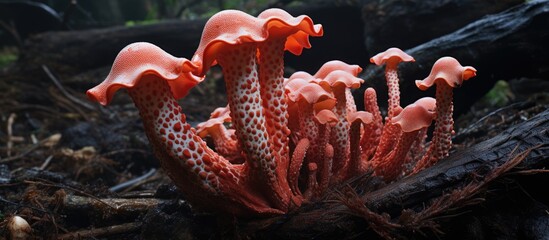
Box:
[0,58,547,239]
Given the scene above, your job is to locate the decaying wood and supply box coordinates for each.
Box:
[361,0,524,54]
[18,19,206,76]
[256,108,548,238]
[360,0,549,115]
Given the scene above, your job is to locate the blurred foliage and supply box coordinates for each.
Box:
[479,80,514,107]
[0,47,18,68]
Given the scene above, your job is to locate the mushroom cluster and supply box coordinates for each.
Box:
[87,8,476,216]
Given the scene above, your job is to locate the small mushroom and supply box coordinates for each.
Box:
[370,47,415,119]
[413,57,476,172]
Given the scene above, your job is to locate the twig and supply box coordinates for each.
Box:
[41,65,96,111]
[6,113,25,157]
[0,134,57,164]
[109,168,157,192]
[57,222,142,239]
[23,180,115,209]
[39,155,54,170]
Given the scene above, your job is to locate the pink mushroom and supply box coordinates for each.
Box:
[191,9,322,210]
[196,106,242,163]
[413,57,476,172]
[360,88,383,161]
[318,70,364,176]
[376,97,436,181]
[287,83,336,197]
[87,42,281,216]
[370,47,415,119]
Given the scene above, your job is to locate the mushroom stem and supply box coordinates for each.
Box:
[361,88,383,161]
[347,120,363,177]
[217,43,291,211]
[288,138,310,196]
[259,38,291,173]
[330,87,351,174]
[414,84,454,171]
[209,126,242,163]
[128,75,279,215]
[376,131,418,181]
[384,62,401,119]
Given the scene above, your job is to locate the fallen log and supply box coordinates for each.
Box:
[252,108,548,239]
[359,0,549,115]
[361,0,523,54]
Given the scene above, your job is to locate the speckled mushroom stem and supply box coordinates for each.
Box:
[216,43,291,210]
[370,122,401,167]
[384,63,401,119]
[128,75,279,215]
[360,88,383,161]
[376,131,418,181]
[259,38,291,173]
[413,85,454,171]
[297,101,321,161]
[209,126,242,163]
[347,120,363,178]
[330,87,351,174]
[288,138,309,196]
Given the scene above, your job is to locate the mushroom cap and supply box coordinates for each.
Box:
[347,111,374,125]
[288,83,335,107]
[318,70,364,90]
[191,9,323,76]
[370,47,415,66]
[210,105,231,119]
[284,77,310,95]
[314,109,338,125]
[287,71,316,82]
[313,60,363,79]
[415,57,477,91]
[257,8,323,55]
[196,107,232,138]
[86,42,201,105]
[391,97,436,132]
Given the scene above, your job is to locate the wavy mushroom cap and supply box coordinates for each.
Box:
[318,70,364,91]
[416,57,477,91]
[314,109,339,125]
[314,60,363,79]
[288,83,335,107]
[370,47,415,66]
[86,42,201,105]
[192,9,322,76]
[284,77,311,95]
[257,8,323,55]
[347,111,374,125]
[196,112,232,138]
[391,97,437,132]
[210,105,231,120]
[286,71,316,82]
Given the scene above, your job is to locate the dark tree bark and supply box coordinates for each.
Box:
[359,0,549,116]
[254,108,549,239]
[18,19,206,76]
[360,0,524,55]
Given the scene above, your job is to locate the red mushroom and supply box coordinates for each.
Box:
[287,83,336,196]
[360,88,383,161]
[413,57,476,172]
[191,9,322,210]
[87,42,281,216]
[376,97,436,181]
[317,70,364,175]
[370,47,415,119]
[196,106,242,163]
[346,111,374,178]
